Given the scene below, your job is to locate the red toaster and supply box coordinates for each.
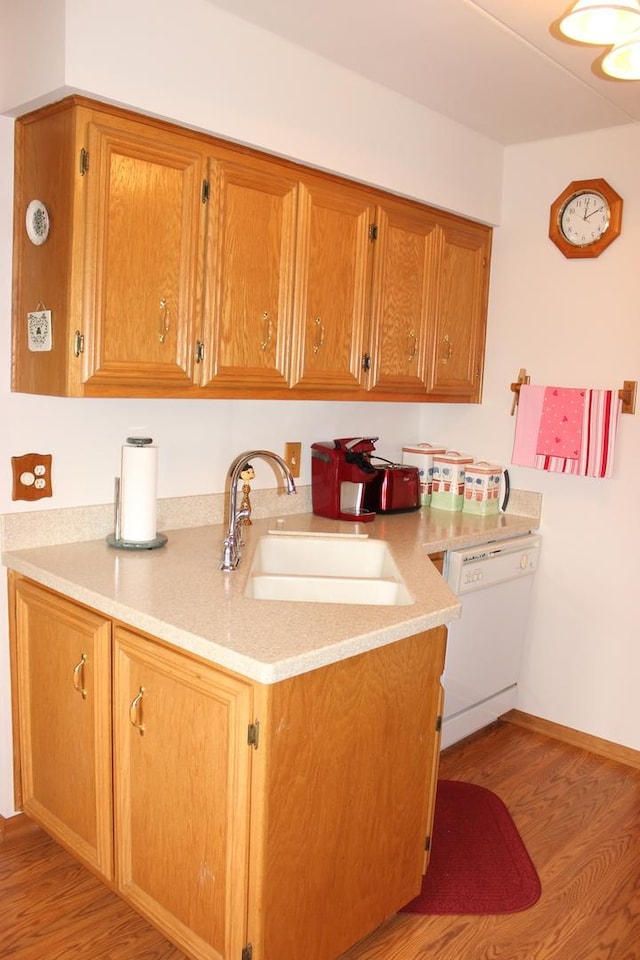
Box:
[363,464,421,513]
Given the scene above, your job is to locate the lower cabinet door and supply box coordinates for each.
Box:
[113,627,253,960]
[13,578,113,878]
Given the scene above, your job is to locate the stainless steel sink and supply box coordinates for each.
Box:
[244,533,413,605]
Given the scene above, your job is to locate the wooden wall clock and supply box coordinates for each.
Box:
[549,178,623,259]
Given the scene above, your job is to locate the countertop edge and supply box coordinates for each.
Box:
[2,506,539,684]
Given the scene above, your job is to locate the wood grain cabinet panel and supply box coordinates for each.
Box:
[366,199,440,397]
[113,626,253,960]
[11,99,207,397]
[199,154,298,391]
[10,578,113,878]
[426,216,492,402]
[81,117,206,392]
[290,177,375,394]
[11,97,491,402]
[9,573,447,960]
[251,628,447,960]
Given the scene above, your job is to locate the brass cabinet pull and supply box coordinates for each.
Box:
[260,311,273,351]
[129,686,145,736]
[72,653,88,700]
[158,298,170,343]
[407,330,417,362]
[441,334,453,365]
[312,316,325,355]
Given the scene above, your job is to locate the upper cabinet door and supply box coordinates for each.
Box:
[200,155,298,392]
[366,200,439,397]
[290,178,374,394]
[82,116,206,392]
[426,218,491,402]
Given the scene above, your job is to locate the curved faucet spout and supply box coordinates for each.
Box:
[220,449,297,571]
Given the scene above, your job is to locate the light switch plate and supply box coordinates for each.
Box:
[284,442,302,478]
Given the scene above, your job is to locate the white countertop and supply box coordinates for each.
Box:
[2,507,538,684]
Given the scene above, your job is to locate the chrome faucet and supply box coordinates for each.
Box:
[220,449,297,571]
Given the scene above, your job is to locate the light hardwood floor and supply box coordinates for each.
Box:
[2,721,639,960]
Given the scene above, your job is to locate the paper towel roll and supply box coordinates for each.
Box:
[120,439,158,543]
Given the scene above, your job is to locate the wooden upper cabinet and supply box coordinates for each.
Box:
[426,216,492,402]
[11,96,492,402]
[11,98,207,397]
[199,154,298,391]
[12,102,87,396]
[290,177,375,394]
[367,200,439,396]
[81,115,206,393]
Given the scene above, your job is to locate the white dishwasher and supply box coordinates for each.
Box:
[441,533,541,750]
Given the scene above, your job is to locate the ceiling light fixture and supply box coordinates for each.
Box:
[601,26,640,75]
[559,0,640,44]
[557,1,640,78]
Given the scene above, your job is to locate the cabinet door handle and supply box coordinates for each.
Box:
[129,686,146,736]
[158,298,170,344]
[260,311,272,352]
[72,653,88,700]
[312,316,325,355]
[407,330,417,362]
[440,334,453,365]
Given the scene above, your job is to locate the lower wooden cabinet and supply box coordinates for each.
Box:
[114,626,253,960]
[251,629,446,960]
[9,573,446,960]
[11,577,113,878]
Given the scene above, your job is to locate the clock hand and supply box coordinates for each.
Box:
[583,197,591,220]
[584,205,605,219]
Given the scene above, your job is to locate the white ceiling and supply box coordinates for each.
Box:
[206,0,640,144]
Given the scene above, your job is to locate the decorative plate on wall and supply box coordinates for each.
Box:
[25,199,50,245]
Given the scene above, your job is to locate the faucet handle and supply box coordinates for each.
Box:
[219,537,238,571]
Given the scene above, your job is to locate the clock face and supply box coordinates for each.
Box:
[559,191,610,247]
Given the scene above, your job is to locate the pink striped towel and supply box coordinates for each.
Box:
[512,385,621,478]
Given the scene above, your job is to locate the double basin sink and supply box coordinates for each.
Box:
[244,531,413,606]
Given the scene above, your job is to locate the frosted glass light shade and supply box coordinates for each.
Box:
[602,27,640,75]
[559,0,640,44]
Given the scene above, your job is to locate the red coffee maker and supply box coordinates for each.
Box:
[311,437,378,522]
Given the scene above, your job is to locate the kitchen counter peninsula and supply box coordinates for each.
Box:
[4,502,540,960]
[2,506,538,683]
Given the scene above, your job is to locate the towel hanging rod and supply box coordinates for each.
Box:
[509,370,636,416]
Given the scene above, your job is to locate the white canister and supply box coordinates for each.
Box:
[462,461,503,516]
[401,443,447,505]
[430,451,474,512]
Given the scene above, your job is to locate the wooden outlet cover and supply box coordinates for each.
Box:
[11,453,53,501]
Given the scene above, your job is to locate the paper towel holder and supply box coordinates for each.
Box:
[107,438,168,550]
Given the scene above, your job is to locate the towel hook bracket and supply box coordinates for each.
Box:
[510,368,530,416]
[510,370,636,416]
[619,380,637,416]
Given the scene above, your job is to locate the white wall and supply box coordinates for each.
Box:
[2,0,638,817]
[0,0,503,816]
[417,125,640,751]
